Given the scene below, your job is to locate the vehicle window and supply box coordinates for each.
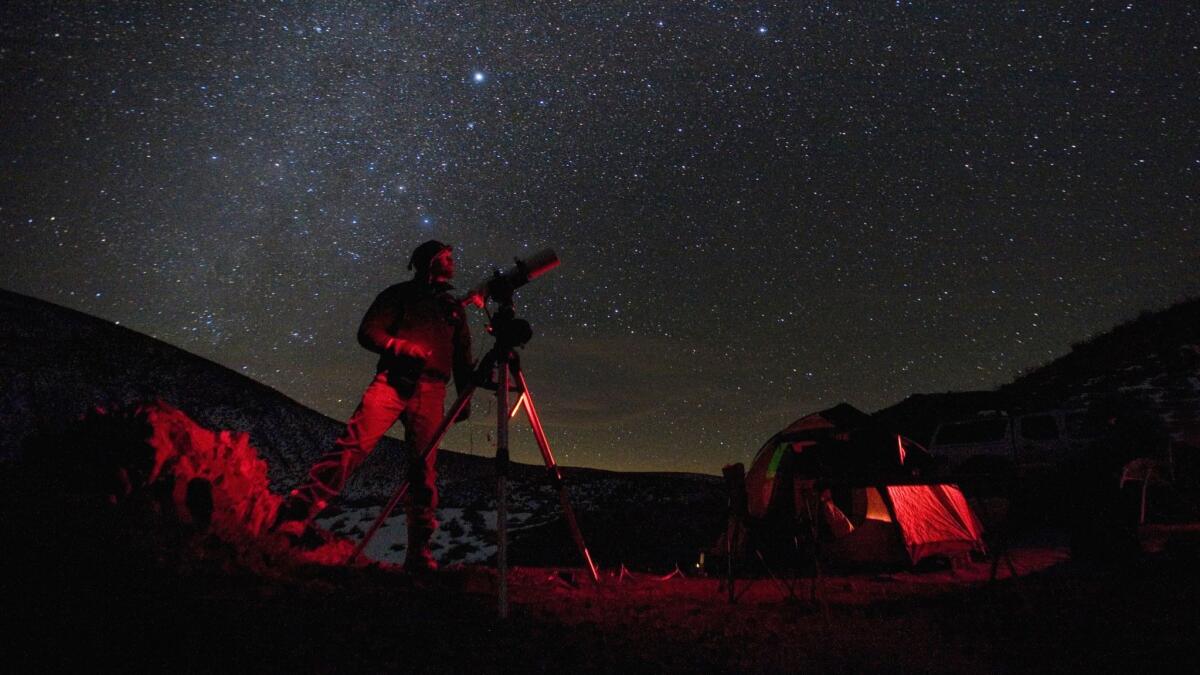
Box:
[1021,415,1060,440]
[935,419,1008,444]
[1065,412,1101,440]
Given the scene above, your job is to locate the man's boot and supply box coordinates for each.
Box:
[405,524,438,573]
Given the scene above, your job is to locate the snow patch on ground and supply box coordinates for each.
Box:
[315,507,538,565]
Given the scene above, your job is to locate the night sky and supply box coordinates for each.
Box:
[2,3,1197,473]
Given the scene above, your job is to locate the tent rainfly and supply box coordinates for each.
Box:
[744,403,985,566]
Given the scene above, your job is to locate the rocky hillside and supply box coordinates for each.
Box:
[1000,297,1200,446]
[876,297,1200,449]
[0,288,725,568]
[0,287,370,490]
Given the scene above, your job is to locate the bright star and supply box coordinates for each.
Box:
[472,71,485,83]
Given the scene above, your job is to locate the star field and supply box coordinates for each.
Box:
[2,2,1197,472]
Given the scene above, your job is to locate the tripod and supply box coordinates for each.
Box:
[348,301,601,617]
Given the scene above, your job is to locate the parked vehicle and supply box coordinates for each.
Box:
[929,410,1098,473]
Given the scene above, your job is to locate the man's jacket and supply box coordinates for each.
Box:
[356,279,473,393]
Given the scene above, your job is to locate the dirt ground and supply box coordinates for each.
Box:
[10,529,1200,674]
[6,447,1200,674]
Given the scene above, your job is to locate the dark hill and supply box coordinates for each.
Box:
[0,287,421,496]
[0,288,725,567]
[875,297,1200,448]
[1000,297,1200,424]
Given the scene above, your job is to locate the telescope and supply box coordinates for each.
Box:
[459,249,559,307]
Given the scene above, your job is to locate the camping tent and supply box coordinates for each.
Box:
[741,403,984,566]
[820,483,986,566]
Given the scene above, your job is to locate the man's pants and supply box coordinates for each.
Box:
[295,373,446,530]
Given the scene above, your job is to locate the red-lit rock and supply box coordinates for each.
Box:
[84,401,356,569]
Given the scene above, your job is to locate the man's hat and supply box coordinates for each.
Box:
[408,240,451,272]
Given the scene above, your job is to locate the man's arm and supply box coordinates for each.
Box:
[358,286,433,360]
[357,287,402,353]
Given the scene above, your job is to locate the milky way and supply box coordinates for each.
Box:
[2,3,1197,472]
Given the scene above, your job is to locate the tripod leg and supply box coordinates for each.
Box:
[726,517,736,604]
[496,355,510,619]
[511,365,602,583]
[348,383,478,565]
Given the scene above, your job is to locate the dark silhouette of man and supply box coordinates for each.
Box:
[274,240,473,571]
